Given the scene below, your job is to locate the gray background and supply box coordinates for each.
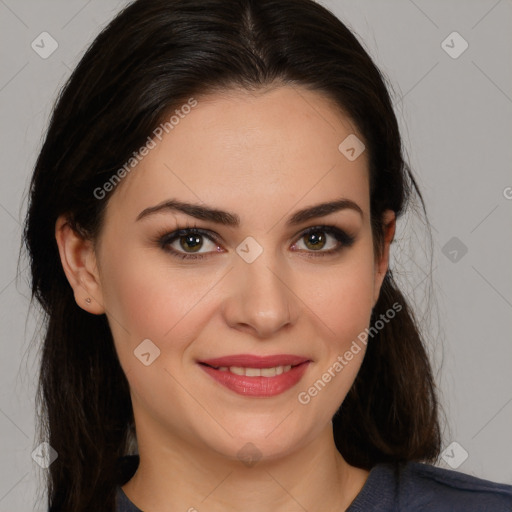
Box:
[1,0,511,509]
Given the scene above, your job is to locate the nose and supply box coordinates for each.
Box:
[222,252,299,339]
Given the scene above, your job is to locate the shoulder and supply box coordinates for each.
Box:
[399,462,512,511]
[349,460,512,512]
[115,455,142,512]
[116,486,142,512]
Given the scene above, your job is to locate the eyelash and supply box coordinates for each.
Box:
[156,224,355,261]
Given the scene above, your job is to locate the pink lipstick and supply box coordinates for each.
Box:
[198,354,311,397]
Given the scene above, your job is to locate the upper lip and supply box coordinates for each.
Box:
[198,354,311,368]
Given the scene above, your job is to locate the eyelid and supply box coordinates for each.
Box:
[156,224,355,259]
[294,224,353,243]
[156,226,222,253]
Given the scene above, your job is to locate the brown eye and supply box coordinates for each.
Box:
[179,233,203,252]
[292,226,355,257]
[302,231,327,251]
[158,228,222,260]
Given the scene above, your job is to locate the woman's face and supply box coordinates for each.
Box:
[88,85,394,462]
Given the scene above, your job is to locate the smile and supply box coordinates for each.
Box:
[197,354,311,397]
[208,365,294,377]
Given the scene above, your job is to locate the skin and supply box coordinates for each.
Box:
[56,84,395,512]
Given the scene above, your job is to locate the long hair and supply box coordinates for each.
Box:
[22,0,441,509]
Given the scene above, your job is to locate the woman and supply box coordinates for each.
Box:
[23,0,512,510]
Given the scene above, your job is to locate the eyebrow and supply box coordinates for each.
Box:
[136,197,363,226]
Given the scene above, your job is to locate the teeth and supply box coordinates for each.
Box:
[219,365,293,376]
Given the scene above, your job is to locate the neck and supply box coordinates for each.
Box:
[122,423,370,512]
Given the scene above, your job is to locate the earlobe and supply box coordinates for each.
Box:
[54,215,105,314]
[373,210,396,305]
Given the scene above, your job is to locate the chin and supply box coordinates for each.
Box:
[195,418,317,467]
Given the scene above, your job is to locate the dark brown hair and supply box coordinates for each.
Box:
[23,0,441,510]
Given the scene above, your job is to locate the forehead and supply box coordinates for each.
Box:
[105,85,370,224]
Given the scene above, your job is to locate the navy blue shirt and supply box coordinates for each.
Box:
[115,457,512,511]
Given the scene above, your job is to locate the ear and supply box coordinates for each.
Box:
[373,209,396,306]
[55,215,105,314]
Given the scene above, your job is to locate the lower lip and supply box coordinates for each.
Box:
[199,362,310,397]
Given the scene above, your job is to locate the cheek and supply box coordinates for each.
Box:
[99,243,224,361]
[99,245,179,340]
[310,250,376,347]
[296,253,375,414]
[293,256,376,428]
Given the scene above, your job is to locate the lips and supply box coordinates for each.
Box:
[198,354,310,369]
[197,354,311,397]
